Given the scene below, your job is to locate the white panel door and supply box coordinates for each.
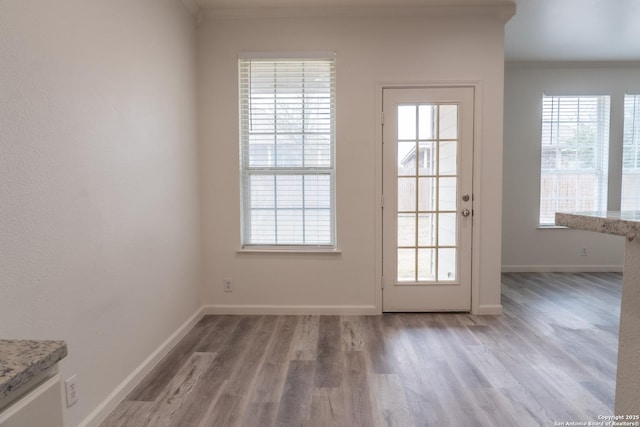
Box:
[382,87,474,312]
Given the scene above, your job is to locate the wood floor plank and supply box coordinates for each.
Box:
[101,401,155,427]
[102,273,622,427]
[370,374,414,427]
[127,316,223,402]
[290,315,319,361]
[200,316,278,426]
[249,316,298,404]
[362,316,395,375]
[145,352,217,427]
[241,402,279,427]
[314,316,343,388]
[275,360,315,426]
[309,387,346,427]
[165,316,265,426]
[341,316,367,352]
[342,351,375,427]
[195,315,242,353]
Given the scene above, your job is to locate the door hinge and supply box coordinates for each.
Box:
[381,194,385,208]
[381,111,384,126]
[381,276,384,289]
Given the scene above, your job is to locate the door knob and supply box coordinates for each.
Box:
[461,208,471,217]
[462,194,470,202]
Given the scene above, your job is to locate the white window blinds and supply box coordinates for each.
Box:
[539,95,610,225]
[622,94,640,211]
[239,54,336,247]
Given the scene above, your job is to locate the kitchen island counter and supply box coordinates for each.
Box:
[556,211,640,415]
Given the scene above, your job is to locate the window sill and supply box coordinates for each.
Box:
[237,247,342,254]
[537,225,569,229]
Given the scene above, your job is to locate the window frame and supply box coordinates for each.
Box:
[538,94,611,226]
[622,93,640,211]
[238,52,337,250]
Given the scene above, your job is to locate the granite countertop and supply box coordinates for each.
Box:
[0,340,67,401]
[555,211,640,239]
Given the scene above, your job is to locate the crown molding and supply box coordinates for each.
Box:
[203,4,515,22]
[505,60,640,69]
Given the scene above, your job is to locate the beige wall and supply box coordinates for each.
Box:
[199,9,510,314]
[0,1,201,425]
[502,63,640,271]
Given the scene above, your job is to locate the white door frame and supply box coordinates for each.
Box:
[374,81,484,314]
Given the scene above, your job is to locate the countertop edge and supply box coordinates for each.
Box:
[555,212,640,238]
[0,341,68,401]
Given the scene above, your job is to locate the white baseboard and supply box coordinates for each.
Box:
[501,265,623,273]
[474,304,503,315]
[203,304,379,315]
[79,306,205,427]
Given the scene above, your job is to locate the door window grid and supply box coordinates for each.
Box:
[396,104,459,283]
[622,94,640,211]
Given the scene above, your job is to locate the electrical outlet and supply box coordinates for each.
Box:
[65,375,79,407]
[580,247,587,256]
[223,278,232,292]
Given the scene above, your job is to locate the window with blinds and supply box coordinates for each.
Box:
[622,94,640,211]
[239,54,336,247]
[539,95,611,225]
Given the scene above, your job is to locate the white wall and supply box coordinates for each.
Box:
[0,1,201,426]
[199,8,511,314]
[502,62,640,271]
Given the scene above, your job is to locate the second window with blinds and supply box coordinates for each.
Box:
[622,94,640,211]
[239,54,336,248]
[539,93,640,226]
[539,95,611,225]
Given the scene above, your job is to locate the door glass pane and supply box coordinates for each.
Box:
[398,105,416,140]
[418,248,436,281]
[418,177,436,211]
[418,141,436,175]
[439,105,458,139]
[419,105,436,140]
[398,141,416,176]
[438,248,457,281]
[439,141,457,175]
[398,178,416,211]
[398,214,416,246]
[438,177,457,211]
[398,249,416,281]
[418,213,436,246]
[438,213,457,246]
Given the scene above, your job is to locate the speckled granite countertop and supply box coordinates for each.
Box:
[556,211,640,239]
[0,340,67,401]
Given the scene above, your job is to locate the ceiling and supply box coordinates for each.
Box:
[505,0,640,62]
[194,0,640,62]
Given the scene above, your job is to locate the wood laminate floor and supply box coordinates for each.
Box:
[101,272,622,427]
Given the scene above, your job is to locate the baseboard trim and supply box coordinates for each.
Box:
[203,304,379,315]
[79,306,205,427]
[474,304,503,315]
[501,265,623,273]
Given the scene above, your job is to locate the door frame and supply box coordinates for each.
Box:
[374,81,484,314]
